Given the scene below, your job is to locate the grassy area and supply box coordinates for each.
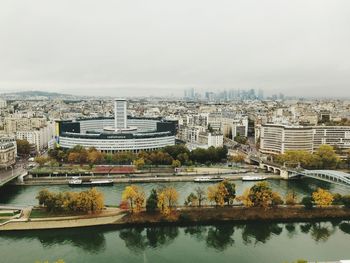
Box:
[0,210,20,217]
[0,219,8,224]
[29,209,86,219]
[0,213,15,217]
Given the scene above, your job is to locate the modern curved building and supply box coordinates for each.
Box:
[56,99,177,153]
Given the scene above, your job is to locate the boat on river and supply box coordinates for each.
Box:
[68,177,114,187]
[241,175,266,181]
[194,176,224,183]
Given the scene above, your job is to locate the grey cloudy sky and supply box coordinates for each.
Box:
[0,0,350,97]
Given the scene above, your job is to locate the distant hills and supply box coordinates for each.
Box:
[0,90,86,100]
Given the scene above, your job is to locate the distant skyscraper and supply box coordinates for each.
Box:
[258,89,264,100]
[184,88,195,100]
[114,98,127,130]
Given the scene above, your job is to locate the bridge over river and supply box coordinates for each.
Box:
[0,166,27,187]
[249,154,350,187]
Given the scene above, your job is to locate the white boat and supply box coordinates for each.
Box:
[194,176,224,183]
[241,175,266,181]
[68,177,114,187]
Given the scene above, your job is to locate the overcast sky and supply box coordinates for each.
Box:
[0,0,350,97]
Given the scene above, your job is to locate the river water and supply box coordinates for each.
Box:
[1,178,350,263]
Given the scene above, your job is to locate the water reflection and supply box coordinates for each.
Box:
[206,225,235,251]
[300,222,336,242]
[241,223,283,244]
[118,226,179,254]
[339,222,350,234]
[1,220,349,256]
[0,228,107,253]
[310,222,335,242]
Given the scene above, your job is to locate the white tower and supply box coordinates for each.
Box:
[114,99,127,130]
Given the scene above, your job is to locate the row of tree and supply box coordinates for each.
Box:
[121,186,179,215]
[46,144,228,167]
[36,188,104,213]
[121,181,350,215]
[274,145,341,169]
[301,189,350,209]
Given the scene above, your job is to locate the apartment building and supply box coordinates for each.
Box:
[0,137,16,168]
[260,124,350,155]
[4,117,47,134]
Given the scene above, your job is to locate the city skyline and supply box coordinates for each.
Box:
[1,0,350,98]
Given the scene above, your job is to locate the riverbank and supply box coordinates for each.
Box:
[18,173,280,186]
[118,206,350,227]
[2,205,350,231]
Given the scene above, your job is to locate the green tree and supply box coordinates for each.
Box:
[146,189,158,212]
[222,180,236,205]
[34,156,49,167]
[171,159,181,168]
[16,139,31,156]
[301,196,313,209]
[315,145,340,169]
[194,187,206,207]
[342,195,350,208]
[184,192,198,206]
[234,134,248,144]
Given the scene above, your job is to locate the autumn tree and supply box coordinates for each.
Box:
[271,192,284,207]
[113,151,135,164]
[36,188,104,213]
[229,153,245,164]
[66,145,88,164]
[122,185,145,213]
[248,182,274,209]
[87,150,104,165]
[236,189,253,207]
[68,152,80,164]
[285,191,298,206]
[34,156,49,167]
[133,158,145,170]
[312,188,334,207]
[207,182,228,207]
[157,187,179,215]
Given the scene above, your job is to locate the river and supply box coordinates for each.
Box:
[0,178,350,263]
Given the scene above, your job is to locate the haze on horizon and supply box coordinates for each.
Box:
[0,0,350,98]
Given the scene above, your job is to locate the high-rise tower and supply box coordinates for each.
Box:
[114,99,127,130]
